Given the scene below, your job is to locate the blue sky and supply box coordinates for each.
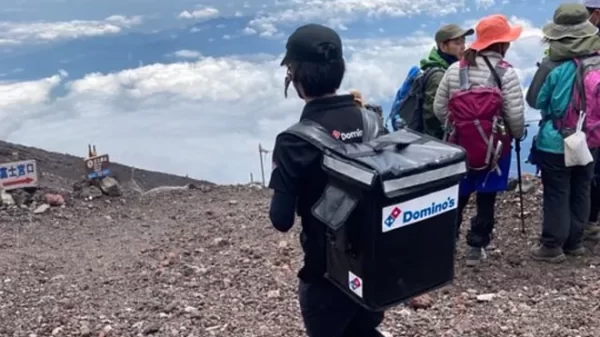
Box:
[0,0,566,183]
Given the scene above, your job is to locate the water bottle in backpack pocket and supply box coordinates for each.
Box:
[445,57,512,175]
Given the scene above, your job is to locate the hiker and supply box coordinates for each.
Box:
[268,23,387,337]
[589,168,600,240]
[585,0,600,28]
[433,14,525,266]
[350,89,364,107]
[583,1,600,241]
[350,89,386,126]
[387,24,473,137]
[525,3,600,261]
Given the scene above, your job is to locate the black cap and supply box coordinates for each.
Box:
[280,23,343,66]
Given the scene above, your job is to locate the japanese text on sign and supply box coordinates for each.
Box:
[0,159,39,191]
[84,154,111,180]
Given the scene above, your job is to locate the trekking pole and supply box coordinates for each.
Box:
[515,139,526,234]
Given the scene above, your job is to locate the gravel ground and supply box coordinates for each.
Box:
[0,142,599,337]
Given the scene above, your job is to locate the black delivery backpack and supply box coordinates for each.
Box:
[283,109,467,312]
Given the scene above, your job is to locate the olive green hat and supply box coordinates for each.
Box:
[543,3,598,40]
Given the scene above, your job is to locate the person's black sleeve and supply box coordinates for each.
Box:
[268,133,319,232]
[269,191,297,232]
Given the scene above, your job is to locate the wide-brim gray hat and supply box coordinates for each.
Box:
[543,3,599,40]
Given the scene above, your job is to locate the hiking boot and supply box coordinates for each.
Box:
[584,223,600,241]
[529,244,566,263]
[466,246,486,267]
[564,244,586,256]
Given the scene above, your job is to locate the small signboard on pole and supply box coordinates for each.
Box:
[84,154,111,180]
[84,144,111,180]
[0,159,39,191]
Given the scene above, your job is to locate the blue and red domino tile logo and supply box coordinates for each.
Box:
[384,207,402,227]
[349,276,361,290]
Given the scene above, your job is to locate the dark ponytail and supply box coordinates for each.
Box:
[462,43,510,67]
[462,48,478,66]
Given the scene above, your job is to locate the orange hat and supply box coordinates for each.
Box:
[470,14,522,51]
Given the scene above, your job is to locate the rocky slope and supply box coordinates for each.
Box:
[0,140,213,192]
[0,141,599,337]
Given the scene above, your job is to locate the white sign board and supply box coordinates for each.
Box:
[381,184,459,233]
[0,159,39,191]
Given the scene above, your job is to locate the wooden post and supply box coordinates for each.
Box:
[258,144,266,186]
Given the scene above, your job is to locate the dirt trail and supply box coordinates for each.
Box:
[0,141,599,337]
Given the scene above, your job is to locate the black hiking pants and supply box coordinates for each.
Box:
[456,192,497,248]
[539,150,595,248]
[299,278,384,337]
[590,159,600,223]
[590,178,600,223]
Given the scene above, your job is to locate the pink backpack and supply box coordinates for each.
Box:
[552,54,600,147]
[446,56,512,171]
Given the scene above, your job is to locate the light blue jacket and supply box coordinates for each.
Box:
[532,61,577,154]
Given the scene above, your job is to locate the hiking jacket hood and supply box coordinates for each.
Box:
[432,50,526,140]
[419,47,451,139]
[420,47,450,70]
[548,35,600,61]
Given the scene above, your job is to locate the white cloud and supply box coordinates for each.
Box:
[0,15,144,43]
[105,15,144,27]
[0,38,20,45]
[0,17,545,184]
[178,6,220,20]
[0,74,64,110]
[170,50,203,59]
[475,0,495,9]
[245,0,467,36]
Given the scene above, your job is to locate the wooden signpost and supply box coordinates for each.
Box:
[84,144,111,180]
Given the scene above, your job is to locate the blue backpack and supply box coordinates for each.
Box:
[386,66,443,132]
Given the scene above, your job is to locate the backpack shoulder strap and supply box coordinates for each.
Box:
[420,66,445,93]
[573,57,588,113]
[483,56,510,89]
[422,66,444,80]
[458,59,469,90]
[361,108,383,142]
[284,120,341,153]
[284,109,382,152]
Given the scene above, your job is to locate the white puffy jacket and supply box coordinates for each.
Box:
[433,50,525,139]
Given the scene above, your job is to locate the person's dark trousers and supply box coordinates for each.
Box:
[539,150,594,249]
[456,193,497,248]
[298,277,384,337]
[590,158,600,223]
[590,177,600,223]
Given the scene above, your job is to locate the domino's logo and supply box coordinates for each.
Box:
[383,207,402,227]
[348,271,363,298]
[382,185,459,233]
